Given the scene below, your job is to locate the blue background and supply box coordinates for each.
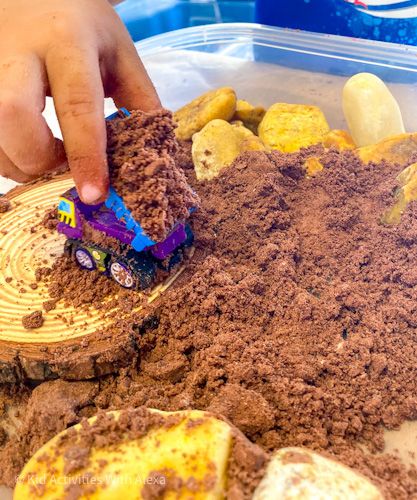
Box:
[116,0,417,45]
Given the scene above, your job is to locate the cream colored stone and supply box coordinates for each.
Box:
[253,447,383,500]
[343,73,405,148]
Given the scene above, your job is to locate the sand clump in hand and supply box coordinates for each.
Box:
[1,145,417,498]
[106,109,199,242]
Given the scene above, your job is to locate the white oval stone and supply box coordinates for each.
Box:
[343,72,405,147]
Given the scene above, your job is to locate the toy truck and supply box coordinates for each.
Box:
[56,108,194,290]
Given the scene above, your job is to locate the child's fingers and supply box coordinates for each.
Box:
[108,33,161,112]
[46,44,108,205]
[0,147,36,183]
[0,54,66,176]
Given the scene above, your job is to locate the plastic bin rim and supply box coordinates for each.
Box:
[135,22,417,72]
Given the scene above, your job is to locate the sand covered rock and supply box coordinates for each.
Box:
[358,132,417,165]
[14,408,264,500]
[253,448,383,500]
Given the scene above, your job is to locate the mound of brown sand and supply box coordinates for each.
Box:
[106,109,199,241]
[1,145,417,498]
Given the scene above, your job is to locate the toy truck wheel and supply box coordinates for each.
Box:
[113,251,157,290]
[109,261,136,289]
[74,247,96,271]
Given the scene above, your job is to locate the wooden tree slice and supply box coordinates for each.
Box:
[0,175,183,383]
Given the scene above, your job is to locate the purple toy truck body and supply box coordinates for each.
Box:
[57,187,193,290]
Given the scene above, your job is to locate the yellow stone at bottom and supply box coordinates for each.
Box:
[14,409,233,500]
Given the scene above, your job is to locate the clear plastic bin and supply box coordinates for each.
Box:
[115,1,255,42]
[135,23,417,131]
[2,22,417,196]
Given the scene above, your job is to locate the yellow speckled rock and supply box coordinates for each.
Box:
[304,157,324,177]
[323,130,356,151]
[397,162,417,187]
[174,87,237,140]
[358,132,417,165]
[241,135,266,152]
[14,409,233,500]
[382,162,417,225]
[231,120,255,138]
[192,119,265,181]
[232,99,266,134]
[258,103,330,153]
[253,447,383,500]
[232,121,265,151]
[343,73,405,148]
[402,171,417,203]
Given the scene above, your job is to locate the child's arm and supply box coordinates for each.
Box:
[0,0,160,203]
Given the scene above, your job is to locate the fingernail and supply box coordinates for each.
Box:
[80,184,104,205]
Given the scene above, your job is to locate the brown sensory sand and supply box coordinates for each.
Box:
[40,208,59,231]
[21,311,44,330]
[0,197,11,213]
[106,109,199,242]
[39,254,146,313]
[45,257,120,310]
[1,145,417,498]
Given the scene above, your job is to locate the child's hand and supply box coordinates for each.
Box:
[0,0,161,203]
